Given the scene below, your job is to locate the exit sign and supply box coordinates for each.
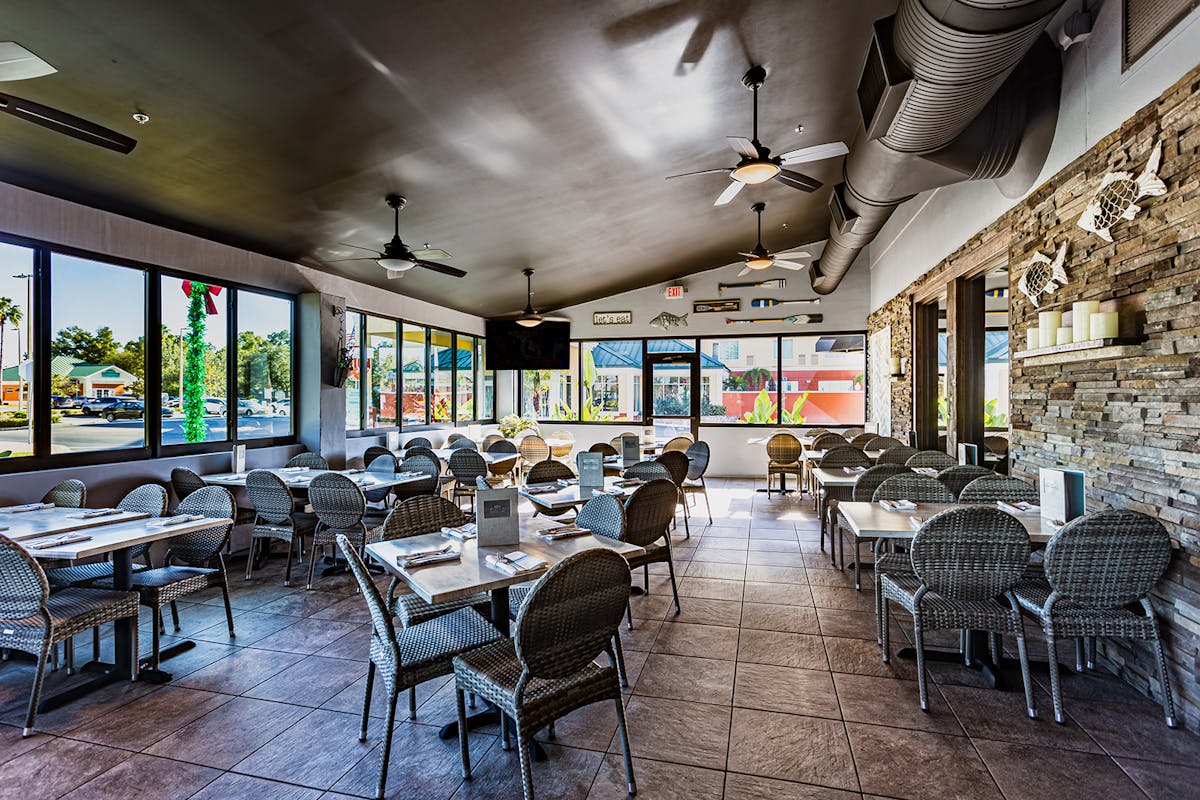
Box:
[664,285,685,299]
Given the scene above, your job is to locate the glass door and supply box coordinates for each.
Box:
[645,351,700,442]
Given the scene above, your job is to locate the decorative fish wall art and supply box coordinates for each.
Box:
[648,311,688,330]
[1016,241,1069,308]
[1078,140,1166,242]
[726,314,823,325]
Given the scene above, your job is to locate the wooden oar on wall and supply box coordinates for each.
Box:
[725,314,823,325]
[750,298,821,308]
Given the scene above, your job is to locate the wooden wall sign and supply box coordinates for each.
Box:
[593,311,632,325]
[693,299,740,313]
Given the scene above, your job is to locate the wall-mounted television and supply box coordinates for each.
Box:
[485,320,570,370]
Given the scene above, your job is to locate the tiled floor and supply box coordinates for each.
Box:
[2,479,1197,799]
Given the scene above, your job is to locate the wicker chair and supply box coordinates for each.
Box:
[958,475,1040,504]
[286,452,328,470]
[937,465,993,499]
[244,470,317,586]
[662,436,692,453]
[621,460,670,482]
[830,464,912,586]
[1013,510,1176,726]
[816,446,871,554]
[880,507,1036,718]
[865,436,903,452]
[448,449,489,511]
[765,432,802,498]
[45,484,168,590]
[682,441,713,524]
[363,445,393,470]
[622,479,680,624]
[877,445,919,465]
[377,496,489,627]
[657,450,692,539]
[337,535,501,800]
[453,549,636,800]
[518,436,550,480]
[449,438,478,451]
[306,472,372,590]
[905,450,957,470]
[0,534,141,737]
[169,467,207,506]
[805,428,830,439]
[96,486,236,669]
[404,436,433,449]
[486,440,520,485]
[41,479,86,508]
[360,448,399,512]
[811,432,847,452]
[984,435,1010,456]
[547,429,574,459]
[849,432,876,449]
[589,442,618,457]
[402,445,439,464]
[841,428,865,440]
[525,459,577,520]
[446,432,468,445]
[393,454,441,503]
[481,433,504,451]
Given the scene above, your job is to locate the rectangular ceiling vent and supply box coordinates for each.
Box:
[856,15,912,141]
[828,183,859,236]
[1123,0,1199,70]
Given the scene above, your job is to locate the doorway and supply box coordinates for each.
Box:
[644,351,700,441]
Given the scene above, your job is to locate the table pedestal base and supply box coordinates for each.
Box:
[895,630,1006,690]
[438,703,548,762]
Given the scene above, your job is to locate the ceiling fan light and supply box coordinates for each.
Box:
[730,161,780,184]
[377,257,414,271]
[745,257,774,270]
[515,316,542,328]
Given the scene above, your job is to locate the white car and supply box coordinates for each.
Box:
[203,397,226,415]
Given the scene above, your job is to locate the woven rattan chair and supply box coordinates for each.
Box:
[622,479,680,624]
[518,436,550,480]
[841,427,865,440]
[662,436,692,453]
[848,432,875,449]
[286,452,328,470]
[306,472,372,590]
[525,459,577,520]
[337,534,501,800]
[486,440,520,485]
[449,449,488,511]
[984,435,1010,456]
[817,446,872,555]
[547,429,574,459]
[41,479,87,508]
[489,440,519,455]
[96,486,236,669]
[378,496,489,627]
[1013,510,1176,726]
[363,445,393,470]
[45,484,168,589]
[449,437,478,451]
[360,448,399,513]
[481,433,504,451]
[958,475,1040,504]
[683,441,713,524]
[657,450,691,538]
[404,436,433,449]
[865,436,903,452]
[765,432,802,498]
[402,445,439,464]
[880,507,1036,717]
[0,534,141,737]
[453,549,636,800]
[834,464,912,585]
[245,470,317,586]
[805,428,830,439]
[937,465,993,499]
[622,460,670,482]
[878,445,919,465]
[393,453,441,503]
[589,442,618,457]
[811,432,847,452]
[446,432,467,445]
[169,467,207,506]
[906,450,957,470]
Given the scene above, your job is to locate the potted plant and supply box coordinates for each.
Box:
[332,342,353,389]
[498,414,539,439]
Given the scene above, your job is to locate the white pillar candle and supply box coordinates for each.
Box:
[1056,327,1072,346]
[1072,301,1100,343]
[1026,328,1040,351]
[1090,311,1118,340]
[1038,311,1062,348]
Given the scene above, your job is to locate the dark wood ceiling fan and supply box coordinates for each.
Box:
[330,194,467,279]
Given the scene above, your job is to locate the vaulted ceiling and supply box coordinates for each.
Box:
[0,0,894,315]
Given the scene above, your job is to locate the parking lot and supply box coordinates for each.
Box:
[0,411,292,452]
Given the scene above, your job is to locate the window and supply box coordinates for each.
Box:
[161,274,227,445]
[0,244,35,458]
[521,342,579,421]
[476,338,494,421]
[701,337,777,424]
[365,315,397,428]
[430,329,453,422]
[236,291,292,440]
[580,340,639,421]
[345,312,363,431]
[782,334,866,426]
[711,340,739,361]
[49,255,146,452]
[401,324,427,426]
[456,334,474,422]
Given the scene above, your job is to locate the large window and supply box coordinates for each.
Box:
[476,339,493,421]
[365,315,398,428]
[581,340,639,421]
[401,324,427,426]
[521,342,579,421]
[700,337,778,423]
[162,275,227,445]
[344,312,362,431]
[237,291,293,440]
[430,329,453,423]
[0,244,35,458]
[455,334,475,422]
[781,334,865,426]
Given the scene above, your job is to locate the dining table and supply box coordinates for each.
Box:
[202,466,427,491]
[518,476,640,514]
[811,467,860,565]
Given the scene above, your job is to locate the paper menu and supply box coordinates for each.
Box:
[232,443,246,474]
[576,451,605,490]
[621,434,640,465]
[1039,467,1085,524]
[476,487,520,547]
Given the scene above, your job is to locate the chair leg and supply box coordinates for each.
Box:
[873,541,885,645]
[913,613,929,712]
[150,605,162,671]
[306,538,320,590]
[516,728,535,800]
[702,482,712,524]
[611,638,629,689]
[64,638,74,675]
[666,557,681,616]
[93,626,102,661]
[1044,624,1066,724]
[501,712,512,751]
[283,538,295,587]
[1014,625,1037,719]
[625,602,634,632]
[642,565,649,594]
[23,640,52,737]
[360,661,375,741]
[1151,635,1177,728]
[409,686,417,720]
[169,601,181,632]
[219,567,236,639]
[614,695,637,796]
[1074,637,1085,673]
[375,686,399,800]
[880,597,891,663]
[244,538,257,581]
[1086,636,1096,670]
[455,687,472,779]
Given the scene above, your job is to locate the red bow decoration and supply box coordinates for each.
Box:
[182,280,222,315]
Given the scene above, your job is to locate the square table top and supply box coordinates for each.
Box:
[366,528,646,605]
[20,514,234,560]
[396,448,513,464]
[203,467,425,490]
[812,468,862,488]
[0,505,151,542]
[519,476,639,512]
[836,501,1057,544]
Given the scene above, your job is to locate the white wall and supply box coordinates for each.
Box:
[868,0,1200,309]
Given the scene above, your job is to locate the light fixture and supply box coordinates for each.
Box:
[745,256,774,270]
[515,316,542,328]
[730,160,781,184]
[376,257,414,271]
[132,112,150,125]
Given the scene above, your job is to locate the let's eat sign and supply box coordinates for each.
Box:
[593,311,632,325]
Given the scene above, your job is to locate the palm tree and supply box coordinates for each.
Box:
[0,297,23,403]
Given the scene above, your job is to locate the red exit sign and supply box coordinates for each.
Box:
[664,285,685,299]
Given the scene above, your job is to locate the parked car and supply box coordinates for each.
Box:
[204,397,226,415]
[80,396,121,415]
[269,399,291,416]
[58,395,83,409]
[103,401,173,422]
[237,398,267,416]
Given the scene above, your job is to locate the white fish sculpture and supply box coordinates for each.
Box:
[1078,140,1166,242]
[648,311,687,330]
[1017,241,1069,308]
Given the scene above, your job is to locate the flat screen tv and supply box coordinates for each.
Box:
[485,320,570,369]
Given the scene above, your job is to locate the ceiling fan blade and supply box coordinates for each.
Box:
[779,141,849,165]
[337,242,383,255]
[737,252,758,258]
[726,136,759,159]
[736,266,752,278]
[665,167,730,180]
[540,314,570,323]
[411,247,451,260]
[772,260,806,270]
[714,180,747,206]
[326,257,379,263]
[775,169,822,192]
[0,92,136,154]
[773,251,812,260]
[415,259,467,278]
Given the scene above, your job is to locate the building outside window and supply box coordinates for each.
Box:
[401,323,427,426]
[430,328,453,422]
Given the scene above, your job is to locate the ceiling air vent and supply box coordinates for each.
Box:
[1123,0,1199,70]
[856,16,913,141]
[828,183,859,236]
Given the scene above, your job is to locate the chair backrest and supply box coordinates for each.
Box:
[865,436,903,452]
[449,448,488,482]
[286,452,328,470]
[308,472,366,530]
[168,486,236,565]
[404,436,433,449]
[819,445,871,471]
[403,445,439,463]
[514,549,631,680]
[663,436,692,453]
[841,428,865,439]
[765,432,801,464]
[0,533,50,618]
[446,432,467,445]
[363,446,394,470]
[42,478,87,508]
[623,478,677,548]
[872,473,955,503]
[877,445,919,465]
[519,435,550,463]
[656,450,689,487]
[1043,510,1171,609]
[685,441,710,481]
[958,475,1039,505]
[805,428,829,438]
[170,468,207,505]
[119,483,169,516]
[849,432,875,449]
[937,465,993,499]
[525,458,575,486]
[984,435,1010,456]
[812,432,847,451]
[588,442,618,457]
[852,464,911,501]
[910,507,1030,601]
[575,493,626,541]
[906,450,957,470]
[480,433,503,450]
[245,470,295,524]
[379,495,468,540]
[622,460,670,482]
[449,437,478,451]
[399,454,441,494]
[487,439,518,454]
[336,534,400,669]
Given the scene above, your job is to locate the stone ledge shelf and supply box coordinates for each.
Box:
[1014,338,1145,365]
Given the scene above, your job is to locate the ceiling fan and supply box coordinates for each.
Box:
[666,65,848,205]
[501,269,570,328]
[331,194,467,279]
[735,202,811,277]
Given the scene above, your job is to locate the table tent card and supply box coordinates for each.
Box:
[232,443,246,473]
[621,434,641,466]
[957,442,979,466]
[386,431,401,450]
[577,451,605,493]
[1039,467,1086,525]
[477,486,520,547]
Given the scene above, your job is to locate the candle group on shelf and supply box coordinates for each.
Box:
[1027,305,1119,350]
[1072,301,1100,342]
